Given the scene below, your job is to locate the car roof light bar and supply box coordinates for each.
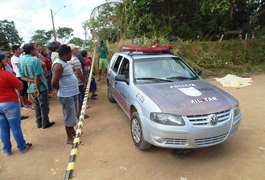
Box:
[122,46,173,53]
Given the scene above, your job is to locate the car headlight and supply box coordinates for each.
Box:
[150,112,185,126]
[234,106,241,117]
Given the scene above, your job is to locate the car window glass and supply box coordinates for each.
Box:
[112,56,123,73]
[172,58,195,77]
[109,55,117,69]
[134,57,197,83]
[119,58,130,78]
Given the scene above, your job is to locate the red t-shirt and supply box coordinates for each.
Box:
[43,56,52,70]
[0,70,22,103]
[84,57,91,67]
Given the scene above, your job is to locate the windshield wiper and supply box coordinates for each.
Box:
[166,76,198,80]
[135,77,172,82]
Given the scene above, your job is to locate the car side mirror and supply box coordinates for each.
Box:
[115,74,129,84]
[195,70,202,76]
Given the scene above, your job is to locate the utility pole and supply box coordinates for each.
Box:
[50,9,57,40]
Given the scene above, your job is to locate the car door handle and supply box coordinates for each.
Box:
[120,93,126,99]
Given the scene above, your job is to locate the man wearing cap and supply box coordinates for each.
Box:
[97,40,109,81]
[67,44,88,118]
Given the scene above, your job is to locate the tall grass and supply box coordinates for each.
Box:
[108,38,265,78]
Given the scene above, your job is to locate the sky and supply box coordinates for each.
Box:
[0,0,109,43]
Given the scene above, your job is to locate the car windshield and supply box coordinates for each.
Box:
[134,57,198,83]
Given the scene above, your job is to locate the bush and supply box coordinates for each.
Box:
[175,39,265,77]
[109,38,265,77]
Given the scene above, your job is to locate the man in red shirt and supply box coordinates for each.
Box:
[0,51,32,156]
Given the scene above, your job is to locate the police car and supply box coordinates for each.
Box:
[107,46,242,150]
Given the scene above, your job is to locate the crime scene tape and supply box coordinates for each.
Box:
[64,46,97,180]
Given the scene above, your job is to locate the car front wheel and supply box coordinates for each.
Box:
[131,112,151,150]
[107,85,116,103]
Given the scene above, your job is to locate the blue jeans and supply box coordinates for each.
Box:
[33,90,50,127]
[47,70,52,91]
[78,85,85,102]
[0,102,26,154]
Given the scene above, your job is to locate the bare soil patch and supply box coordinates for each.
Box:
[1,74,265,180]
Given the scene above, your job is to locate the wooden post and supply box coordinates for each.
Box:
[219,34,224,42]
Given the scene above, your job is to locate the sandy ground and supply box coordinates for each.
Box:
[0,74,265,180]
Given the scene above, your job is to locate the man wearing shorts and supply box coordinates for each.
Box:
[52,45,79,144]
[97,40,109,81]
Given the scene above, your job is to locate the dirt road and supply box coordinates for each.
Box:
[1,74,265,180]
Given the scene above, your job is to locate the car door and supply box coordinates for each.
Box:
[114,58,130,115]
[108,55,123,100]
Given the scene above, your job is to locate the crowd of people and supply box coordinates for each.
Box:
[0,41,104,156]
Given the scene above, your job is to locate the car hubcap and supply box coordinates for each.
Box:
[132,118,141,143]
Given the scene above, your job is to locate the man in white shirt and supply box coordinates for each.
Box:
[11,45,30,109]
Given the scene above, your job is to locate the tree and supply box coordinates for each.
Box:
[0,20,23,49]
[56,27,74,43]
[31,30,53,45]
[121,0,264,40]
[0,31,9,50]
[68,37,84,47]
[199,0,261,40]
[83,1,123,42]
[30,27,74,45]
[83,0,264,41]
[123,0,201,39]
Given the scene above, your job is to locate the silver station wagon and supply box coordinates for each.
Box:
[107,46,242,150]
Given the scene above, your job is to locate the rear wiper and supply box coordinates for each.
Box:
[166,76,198,80]
[136,77,172,82]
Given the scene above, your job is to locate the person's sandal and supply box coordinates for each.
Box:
[67,140,73,145]
[21,143,32,153]
[21,115,29,120]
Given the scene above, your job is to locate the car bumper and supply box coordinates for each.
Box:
[141,113,242,149]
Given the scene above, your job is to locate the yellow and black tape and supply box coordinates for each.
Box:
[64,47,97,180]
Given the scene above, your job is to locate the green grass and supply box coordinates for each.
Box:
[108,38,265,78]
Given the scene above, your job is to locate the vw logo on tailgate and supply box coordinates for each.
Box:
[208,114,218,125]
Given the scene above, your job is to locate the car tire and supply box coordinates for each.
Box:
[107,85,116,103]
[131,112,151,150]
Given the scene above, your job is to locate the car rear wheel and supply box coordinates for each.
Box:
[131,112,151,150]
[107,85,116,103]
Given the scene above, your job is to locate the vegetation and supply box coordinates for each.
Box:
[107,37,265,77]
[174,39,265,77]
[56,27,74,43]
[85,0,265,77]
[30,30,53,45]
[30,27,74,45]
[0,20,23,49]
[1,1,264,77]
[85,0,265,42]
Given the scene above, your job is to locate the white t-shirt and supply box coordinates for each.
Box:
[11,55,21,77]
